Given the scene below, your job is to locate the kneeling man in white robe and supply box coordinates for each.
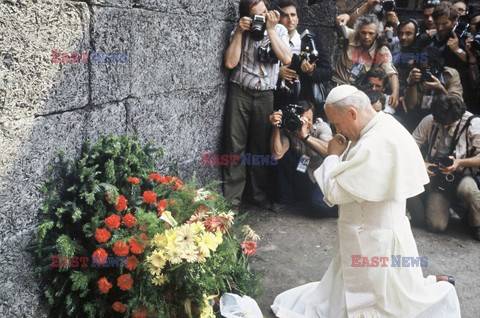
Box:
[271,85,461,318]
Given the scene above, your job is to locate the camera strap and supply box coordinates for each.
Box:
[428,115,479,162]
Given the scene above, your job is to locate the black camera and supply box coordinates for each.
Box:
[289,29,320,72]
[279,104,305,132]
[472,34,480,52]
[372,0,396,20]
[452,18,470,40]
[257,41,279,64]
[250,14,266,41]
[420,67,440,82]
[428,157,459,193]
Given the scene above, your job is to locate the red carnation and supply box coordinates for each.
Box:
[129,238,145,255]
[157,199,168,216]
[92,248,109,265]
[148,173,164,183]
[94,228,111,243]
[132,307,148,318]
[143,191,157,205]
[117,273,134,291]
[127,177,140,185]
[140,232,149,242]
[105,214,121,229]
[123,213,137,228]
[113,240,130,257]
[98,277,112,294]
[115,195,128,212]
[125,255,139,271]
[112,301,127,313]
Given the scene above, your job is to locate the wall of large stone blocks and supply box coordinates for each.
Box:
[0,0,336,315]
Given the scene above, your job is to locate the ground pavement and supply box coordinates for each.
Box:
[245,205,480,318]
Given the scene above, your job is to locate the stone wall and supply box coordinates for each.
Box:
[0,0,336,315]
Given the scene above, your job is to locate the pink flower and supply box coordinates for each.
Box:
[241,241,257,256]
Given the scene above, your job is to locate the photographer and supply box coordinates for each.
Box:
[223,0,292,209]
[333,14,400,109]
[408,95,480,241]
[465,17,480,113]
[404,46,463,131]
[268,100,336,216]
[275,0,332,118]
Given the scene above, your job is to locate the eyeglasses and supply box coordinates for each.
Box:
[423,0,440,7]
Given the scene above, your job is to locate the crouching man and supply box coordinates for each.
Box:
[409,95,480,240]
[269,100,337,216]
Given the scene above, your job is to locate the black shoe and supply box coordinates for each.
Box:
[436,275,455,286]
[271,203,288,213]
[256,200,272,211]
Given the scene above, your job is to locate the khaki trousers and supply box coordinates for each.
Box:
[408,175,480,231]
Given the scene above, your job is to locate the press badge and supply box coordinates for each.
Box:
[296,155,310,173]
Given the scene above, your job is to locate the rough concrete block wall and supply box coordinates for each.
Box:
[0,0,335,315]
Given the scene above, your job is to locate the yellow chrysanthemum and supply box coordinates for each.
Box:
[215,229,223,245]
[147,250,167,269]
[198,231,218,254]
[148,264,163,276]
[174,224,195,246]
[181,246,199,263]
[191,221,205,235]
[196,250,209,263]
[152,233,168,248]
[165,245,183,264]
[151,273,168,286]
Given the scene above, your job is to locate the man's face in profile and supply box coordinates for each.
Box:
[279,5,298,34]
[300,109,314,132]
[325,106,361,141]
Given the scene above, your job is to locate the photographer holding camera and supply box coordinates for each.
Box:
[408,95,480,241]
[274,0,332,118]
[268,100,337,216]
[404,46,463,131]
[333,13,400,109]
[223,0,292,209]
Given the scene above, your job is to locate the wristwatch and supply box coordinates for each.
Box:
[456,48,464,55]
[303,134,310,141]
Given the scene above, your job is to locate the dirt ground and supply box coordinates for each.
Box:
[244,204,480,318]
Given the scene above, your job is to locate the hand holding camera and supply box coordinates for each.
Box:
[265,10,281,31]
[237,16,253,33]
[422,74,443,91]
[447,31,460,53]
[279,66,297,82]
[269,110,283,127]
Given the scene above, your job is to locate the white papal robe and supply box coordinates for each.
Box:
[271,112,461,318]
